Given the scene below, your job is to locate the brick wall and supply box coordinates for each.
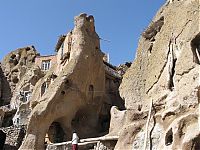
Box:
[35,55,57,70]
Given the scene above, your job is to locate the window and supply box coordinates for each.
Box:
[165,128,173,146]
[88,85,94,101]
[24,91,31,102]
[41,82,49,96]
[16,118,19,125]
[41,60,51,70]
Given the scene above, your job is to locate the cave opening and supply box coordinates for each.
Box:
[88,84,94,102]
[191,33,200,64]
[71,104,112,139]
[2,113,14,127]
[191,136,200,150]
[45,122,66,144]
[169,58,177,91]
[98,113,110,134]
[0,130,6,150]
[41,81,50,97]
[165,128,173,146]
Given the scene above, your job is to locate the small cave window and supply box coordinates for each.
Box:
[138,104,142,111]
[88,85,94,100]
[51,73,57,81]
[16,118,20,126]
[41,82,49,96]
[89,85,94,91]
[148,44,153,55]
[61,91,65,95]
[168,58,177,91]
[165,128,173,146]
[191,33,200,64]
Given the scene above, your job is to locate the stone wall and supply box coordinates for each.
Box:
[2,126,26,150]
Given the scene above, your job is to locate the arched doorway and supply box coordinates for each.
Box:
[45,122,66,144]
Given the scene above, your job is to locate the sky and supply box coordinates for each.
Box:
[0,0,165,65]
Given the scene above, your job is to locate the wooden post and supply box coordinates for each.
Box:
[143,99,153,150]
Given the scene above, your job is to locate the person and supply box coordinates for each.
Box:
[72,131,79,150]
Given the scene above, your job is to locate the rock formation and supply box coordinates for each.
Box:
[20,13,107,149]
[0,46,40,149]
[0,13,125,150]
[116,0,200,149]
[0,0,199,150]
[1,46,39,107]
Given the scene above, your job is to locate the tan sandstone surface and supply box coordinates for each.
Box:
[116,0,200,149]
[0,0,200,150]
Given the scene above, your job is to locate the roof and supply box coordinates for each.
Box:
[55,35,66,52]
[36,54,56,58]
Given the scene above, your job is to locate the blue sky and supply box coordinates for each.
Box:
[0,0,165,65]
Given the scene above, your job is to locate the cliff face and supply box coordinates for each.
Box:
[0,13,125,150]
[0,46,42,149]
[117,0,200,149]
[19,14,107,149]
[0,1,199,150]
[1,46,39,107]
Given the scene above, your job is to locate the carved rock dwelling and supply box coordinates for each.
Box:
[0,0,200,150]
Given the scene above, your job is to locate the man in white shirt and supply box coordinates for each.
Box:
[72,131,79,150]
